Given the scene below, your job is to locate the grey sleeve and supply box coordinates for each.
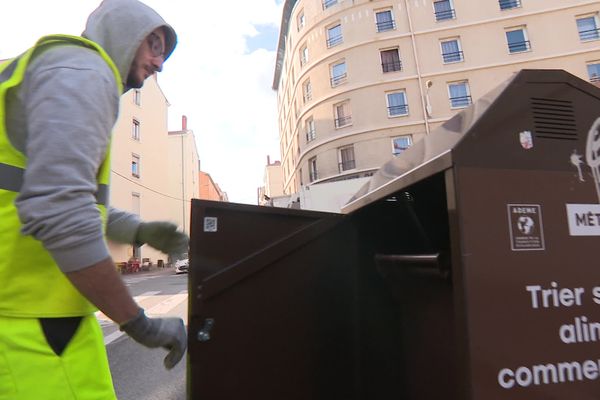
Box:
[15,47,120,273]
[107,206,142,244]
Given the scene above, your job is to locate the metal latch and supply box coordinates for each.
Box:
[197,318,215,342]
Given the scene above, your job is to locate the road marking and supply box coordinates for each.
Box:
[101,290,187,345]
[146,291,187,316]
[104,330,125,346]
[123,275,161,285]
[95,291,161,321]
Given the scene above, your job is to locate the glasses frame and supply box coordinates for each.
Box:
[147,32,165,58]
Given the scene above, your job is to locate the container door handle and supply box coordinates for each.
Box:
[197,318,215,342]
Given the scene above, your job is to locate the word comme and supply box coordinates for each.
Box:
[498,359,600,389]
[497,282,600,390]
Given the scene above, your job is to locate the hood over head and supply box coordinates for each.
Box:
[82,0,177,92]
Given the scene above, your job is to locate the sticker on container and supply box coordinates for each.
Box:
[570,150,586,183]
[507,204,545,251]
[203,217,218,232]
[586,117,600,203]
[519,131,533,150]
[565,204,600,236]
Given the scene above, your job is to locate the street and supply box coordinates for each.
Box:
[97,268,188,400]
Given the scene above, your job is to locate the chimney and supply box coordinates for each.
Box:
[267,155,271,165]
[182,115,188,131]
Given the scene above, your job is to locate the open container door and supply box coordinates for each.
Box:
[187,200,358,400]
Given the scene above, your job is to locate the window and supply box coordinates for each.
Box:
[330,60,347,87]
[441,38,463,63]
[291,66,296,86]
[434,0,455,21]
[132,119,140,140]
[334,101,352,128]
[327,24,343,48]
[300,45,309,66]
[392,136,413,156]
[323,0,337,10]
[448,81,472,108]
[131,154,140,177]
[499,0,521,10]
[588,62,600,82]
[297,9,305,31]
[506,27,531,53]
[309,157,318,182]
[338,146,356,172]
[376,10,395,32]
[387,91,409,116]
[133,89,141,106]
[132,192,140,215]
[302,79,312,103]
[381,48,402,72]
[577,15,600,41]
[305,117,316,142]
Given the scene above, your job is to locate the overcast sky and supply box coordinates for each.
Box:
[1,0,284,205]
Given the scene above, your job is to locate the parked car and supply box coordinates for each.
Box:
[174,258,189,274]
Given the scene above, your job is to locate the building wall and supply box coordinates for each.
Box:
[108,76,198,264]
[258,158,286,205]
[274,0,600,195]
[199,171,227,201]
[265,162,285,198]
[168,128,200,235]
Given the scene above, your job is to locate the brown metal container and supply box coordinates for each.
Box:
[188,70,600,399]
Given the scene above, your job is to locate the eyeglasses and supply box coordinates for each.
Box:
[147,32,165,58]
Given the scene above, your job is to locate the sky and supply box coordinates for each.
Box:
[0,0,285,205]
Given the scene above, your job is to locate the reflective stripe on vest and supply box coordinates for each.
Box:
[0,35,122,317]
[0,162,109,205]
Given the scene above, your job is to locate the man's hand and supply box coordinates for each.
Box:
[120,309,187,369]
[136,221,189,258]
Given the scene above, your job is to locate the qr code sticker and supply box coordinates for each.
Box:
[203,217,218,232]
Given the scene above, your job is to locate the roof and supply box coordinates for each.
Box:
[272,0,298,90]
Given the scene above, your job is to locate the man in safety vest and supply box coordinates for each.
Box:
[0,0,188,398]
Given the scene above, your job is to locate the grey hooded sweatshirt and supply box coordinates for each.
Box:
[5,0,177,272]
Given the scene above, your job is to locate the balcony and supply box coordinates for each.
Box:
[338,160,356,172]
[376,20,396,32]
[580,28,600,41]
[442,50,464,63]
[388,104,409,116]
[591,75,600,83]
[334,115,352,128]
[330,73,347,87]
[508,40,531,53]
[303,91,312,103]
[499,0,521,9]
[382,60,402,73]
[450,95,472,108]
[327,34,343,48]
[306,129,316,142]
[435,8,456,21]
[322,0,337,9]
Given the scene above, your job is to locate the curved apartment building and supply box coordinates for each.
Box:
[273,0,600,196]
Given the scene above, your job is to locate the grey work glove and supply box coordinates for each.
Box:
[136,221,189,259]
[120,309,187,369]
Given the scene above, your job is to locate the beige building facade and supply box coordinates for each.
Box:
[274,0,600,197]
[199,171,228,201]
[258,155,286,205]
[108,77,199,265]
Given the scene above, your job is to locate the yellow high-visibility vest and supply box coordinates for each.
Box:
[0,34,122,317]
